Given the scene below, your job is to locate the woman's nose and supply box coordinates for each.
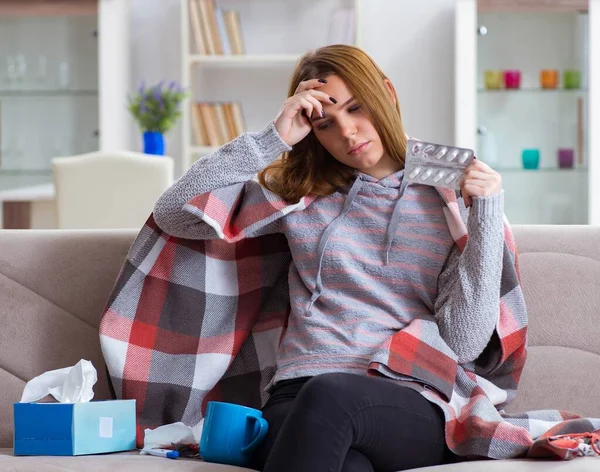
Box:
[339,119,358,138]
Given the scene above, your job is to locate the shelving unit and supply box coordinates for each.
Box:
[0,0,130,191]
[495,167,588,172]
[188,53,302,66]
[179,0,364,175]
[0,89,98,97]
[477,88,589,93]
[455,0,600,225]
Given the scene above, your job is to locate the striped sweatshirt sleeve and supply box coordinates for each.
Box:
[153,122,291,239]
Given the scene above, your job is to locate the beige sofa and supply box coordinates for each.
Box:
[0,226,599,471]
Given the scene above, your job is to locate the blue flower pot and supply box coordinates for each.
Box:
[143,131,165,155]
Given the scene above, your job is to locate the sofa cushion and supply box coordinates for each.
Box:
[2,226,600,463]
[418,458,600,471]
[0,230,135,447]
[0,449,598,471]
[505,226,600,417]
[0,448,251,471]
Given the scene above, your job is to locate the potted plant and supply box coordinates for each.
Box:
[128,80,188,155]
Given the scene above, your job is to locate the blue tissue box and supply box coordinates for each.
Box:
[13,400,136,456]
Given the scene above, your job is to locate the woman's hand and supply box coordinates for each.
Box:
[274,78,337,147]
[460,159,502,208]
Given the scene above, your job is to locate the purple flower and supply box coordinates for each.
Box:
[169,81,182,94]
[138,80,146,95]
[152,86,161,100]
[150,87,163,111]
[168,80,176,91]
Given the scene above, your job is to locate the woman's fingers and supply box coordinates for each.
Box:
[273,77,337,146]
[462,181,489,192]
[295,79,337,108]
[464,169,494,181]
[305,89,337,106]
[294,78,328,94]
[299,91,337,120]
[299,95,325,120]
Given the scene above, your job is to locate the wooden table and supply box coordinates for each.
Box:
[0,183,57,229]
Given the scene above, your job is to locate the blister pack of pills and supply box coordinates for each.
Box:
[405,139,475,190]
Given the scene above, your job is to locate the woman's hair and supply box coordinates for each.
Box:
[258,44,407,203]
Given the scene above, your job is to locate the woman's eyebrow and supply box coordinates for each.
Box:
[312,97,355,122]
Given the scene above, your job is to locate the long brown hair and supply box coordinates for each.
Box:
[258,44,407,203]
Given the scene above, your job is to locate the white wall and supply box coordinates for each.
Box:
[130,0,183,162]
[99,0,131,152]
[361,0,457,144]
[129,0,457,175]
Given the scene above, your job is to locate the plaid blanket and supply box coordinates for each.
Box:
[99,179,600,460]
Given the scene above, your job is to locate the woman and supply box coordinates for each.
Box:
[153,44,505,472]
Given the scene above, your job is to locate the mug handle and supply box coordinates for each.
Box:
[241,415,269,454]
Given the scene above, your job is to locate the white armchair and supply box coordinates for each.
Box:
[52,151,174,229]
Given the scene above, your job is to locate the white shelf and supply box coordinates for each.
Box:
[478,88,588,93]
[191,146,219,155]
[496,167,588,172]
[180,0,363,174]
[189,54,301,67]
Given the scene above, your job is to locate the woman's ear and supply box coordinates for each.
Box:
[384,79,397,106]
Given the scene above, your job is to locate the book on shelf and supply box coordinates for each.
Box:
[189,0,245,56]
[188,0,207,54]
[195,0,213,54]
[215,7,231,55]
[223,10,244,55]
[327,7,356,46]
[191,101,246,147]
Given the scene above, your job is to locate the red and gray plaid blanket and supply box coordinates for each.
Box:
[99,180,600,460]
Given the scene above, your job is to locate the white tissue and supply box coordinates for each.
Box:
[20,359,98,403]
[140,420,203,454]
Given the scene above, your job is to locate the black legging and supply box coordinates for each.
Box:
[251,373,458,472]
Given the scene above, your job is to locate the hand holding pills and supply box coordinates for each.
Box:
[405,139,502,208]
[459,159,502,208]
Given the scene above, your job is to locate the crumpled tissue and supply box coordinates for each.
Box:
[141,420,204,455]
[20,359,98,403]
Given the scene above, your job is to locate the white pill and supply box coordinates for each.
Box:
[420,168,433,181]
[411,143,423,155]
[458,151,472,164]
[444,172,458,184]
[408,167,421,179]
[446,149,460,162]
[433,170,445,182]
[423,144,436,156]
[434,146,448,159]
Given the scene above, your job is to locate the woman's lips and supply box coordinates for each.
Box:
[348,142,370,155]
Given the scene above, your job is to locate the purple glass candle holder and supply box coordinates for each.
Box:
[504,70,521,89]
[558,148,574,168]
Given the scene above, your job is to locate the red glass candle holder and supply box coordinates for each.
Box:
[504,70,521,89]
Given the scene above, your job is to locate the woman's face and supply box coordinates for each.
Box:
[310,74,401,179]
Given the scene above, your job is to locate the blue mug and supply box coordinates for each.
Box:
[200,401,269,467]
